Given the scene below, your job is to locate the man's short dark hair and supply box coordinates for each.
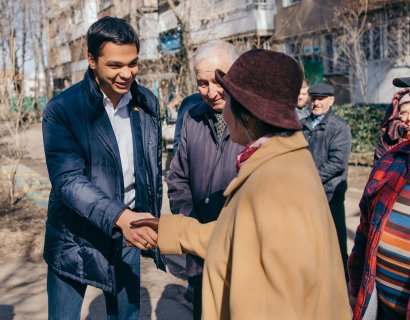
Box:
[87,16,140,59]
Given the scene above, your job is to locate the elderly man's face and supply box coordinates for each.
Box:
[196,57,230,112]
[310,96,334,116]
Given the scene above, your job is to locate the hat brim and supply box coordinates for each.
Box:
[309,93,334,97]
[215,69,302,130]
[393,77,410,88]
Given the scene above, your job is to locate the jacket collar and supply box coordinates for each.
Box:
[83,67,156,121]
[188,99,208,117]
[302,109,334,131]
[312,109,333,125]
[224,131,308,197]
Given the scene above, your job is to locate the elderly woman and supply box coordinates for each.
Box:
[374,88,410,161]
[133,49,350,319]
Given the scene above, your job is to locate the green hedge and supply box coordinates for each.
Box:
[332,104,386,154]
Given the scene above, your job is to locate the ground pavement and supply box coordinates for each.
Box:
[0,123,369,319]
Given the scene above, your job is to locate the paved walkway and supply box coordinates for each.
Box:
[0,123,369,319]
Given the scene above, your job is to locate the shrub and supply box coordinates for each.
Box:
[332,104,386,155]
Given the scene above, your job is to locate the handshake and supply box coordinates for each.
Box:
[116,209,160,250]
[129,217,159,250]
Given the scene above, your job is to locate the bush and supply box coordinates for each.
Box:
[332,104,386,155]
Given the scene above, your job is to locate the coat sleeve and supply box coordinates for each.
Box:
[157,214,215,258]
[42,100,127,238]
[348,199,371,297]
[318,123,351,184]
[166,112,194,216]
[348,174,379,297]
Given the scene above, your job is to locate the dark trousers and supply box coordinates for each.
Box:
[188,275,203,320]
[47,246,141,320]
[329,195,348,283]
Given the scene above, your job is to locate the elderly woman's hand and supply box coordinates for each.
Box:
[130,218,159,233]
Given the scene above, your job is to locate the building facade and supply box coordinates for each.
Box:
[46,0,410,105]
[274,0,410,104]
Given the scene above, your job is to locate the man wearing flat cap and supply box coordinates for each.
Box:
[300,83,351,282]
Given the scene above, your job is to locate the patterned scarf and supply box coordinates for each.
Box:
[235,135,272,173]
[213,112,226,143]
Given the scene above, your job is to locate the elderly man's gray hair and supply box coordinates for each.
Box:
[194,40,239,70]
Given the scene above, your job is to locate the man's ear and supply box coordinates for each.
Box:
[329,96,335,105]
[88,53,96,69]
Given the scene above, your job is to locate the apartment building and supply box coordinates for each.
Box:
[274,0,410,104]
[47,0,157,95]
[46,0,409,104]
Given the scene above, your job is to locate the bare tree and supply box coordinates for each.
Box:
[165,0,195,96]
[0,0,47,206]
[28,0,50,118]
[329,0,370,103]
[0,31,28,206]
[328,0,410,104]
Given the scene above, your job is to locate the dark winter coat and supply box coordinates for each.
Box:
[301,110,351,201]
[167,98,242,277]
[42,68,164,294]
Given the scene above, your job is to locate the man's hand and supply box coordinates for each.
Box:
[116,209,157,250]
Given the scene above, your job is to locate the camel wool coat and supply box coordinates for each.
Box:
[158,131,350,319]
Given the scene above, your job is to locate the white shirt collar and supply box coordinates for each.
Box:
[102,91,132,112]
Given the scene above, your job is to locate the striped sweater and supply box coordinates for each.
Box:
[376,182,410,318]
[348,140,410,320]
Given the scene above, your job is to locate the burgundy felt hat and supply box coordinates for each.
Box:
[215,49,303,130]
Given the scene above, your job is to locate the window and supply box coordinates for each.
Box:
[282,0,300,8]
[323,34,349,75]
[160,29,181,54]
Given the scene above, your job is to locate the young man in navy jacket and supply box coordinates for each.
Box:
[42,17,164,319]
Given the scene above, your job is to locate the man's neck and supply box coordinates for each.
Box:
[95,76,124,109]
[102,89,123,109]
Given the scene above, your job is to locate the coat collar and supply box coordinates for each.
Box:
[83,67,156,122]
[224,131,308,197]
[188,99,208,117]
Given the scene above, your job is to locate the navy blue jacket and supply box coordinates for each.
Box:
[42,68,164,294]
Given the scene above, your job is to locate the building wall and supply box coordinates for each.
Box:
[274,0,344,40]
[46,0,409,104]
[189,0,275,45]
[158,0,275,47]
[47,0,98,93]
[274,0,410,104]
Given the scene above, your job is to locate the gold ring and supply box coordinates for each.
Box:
[143,240,149,247]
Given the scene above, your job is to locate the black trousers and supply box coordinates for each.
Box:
[188,275,203,320]
[329,195,348,283]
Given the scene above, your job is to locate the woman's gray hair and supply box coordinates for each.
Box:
[194,40,239,71]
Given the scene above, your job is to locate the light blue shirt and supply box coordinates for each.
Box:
[311,114,325,128]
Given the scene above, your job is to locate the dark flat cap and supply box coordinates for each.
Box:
[393,77,410,88]
[308,83,334,97]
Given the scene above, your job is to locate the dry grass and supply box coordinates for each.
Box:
[0,157,46,264]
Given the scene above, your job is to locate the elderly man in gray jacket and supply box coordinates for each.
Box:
[301,83,351,282]
[166,40,242,320]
